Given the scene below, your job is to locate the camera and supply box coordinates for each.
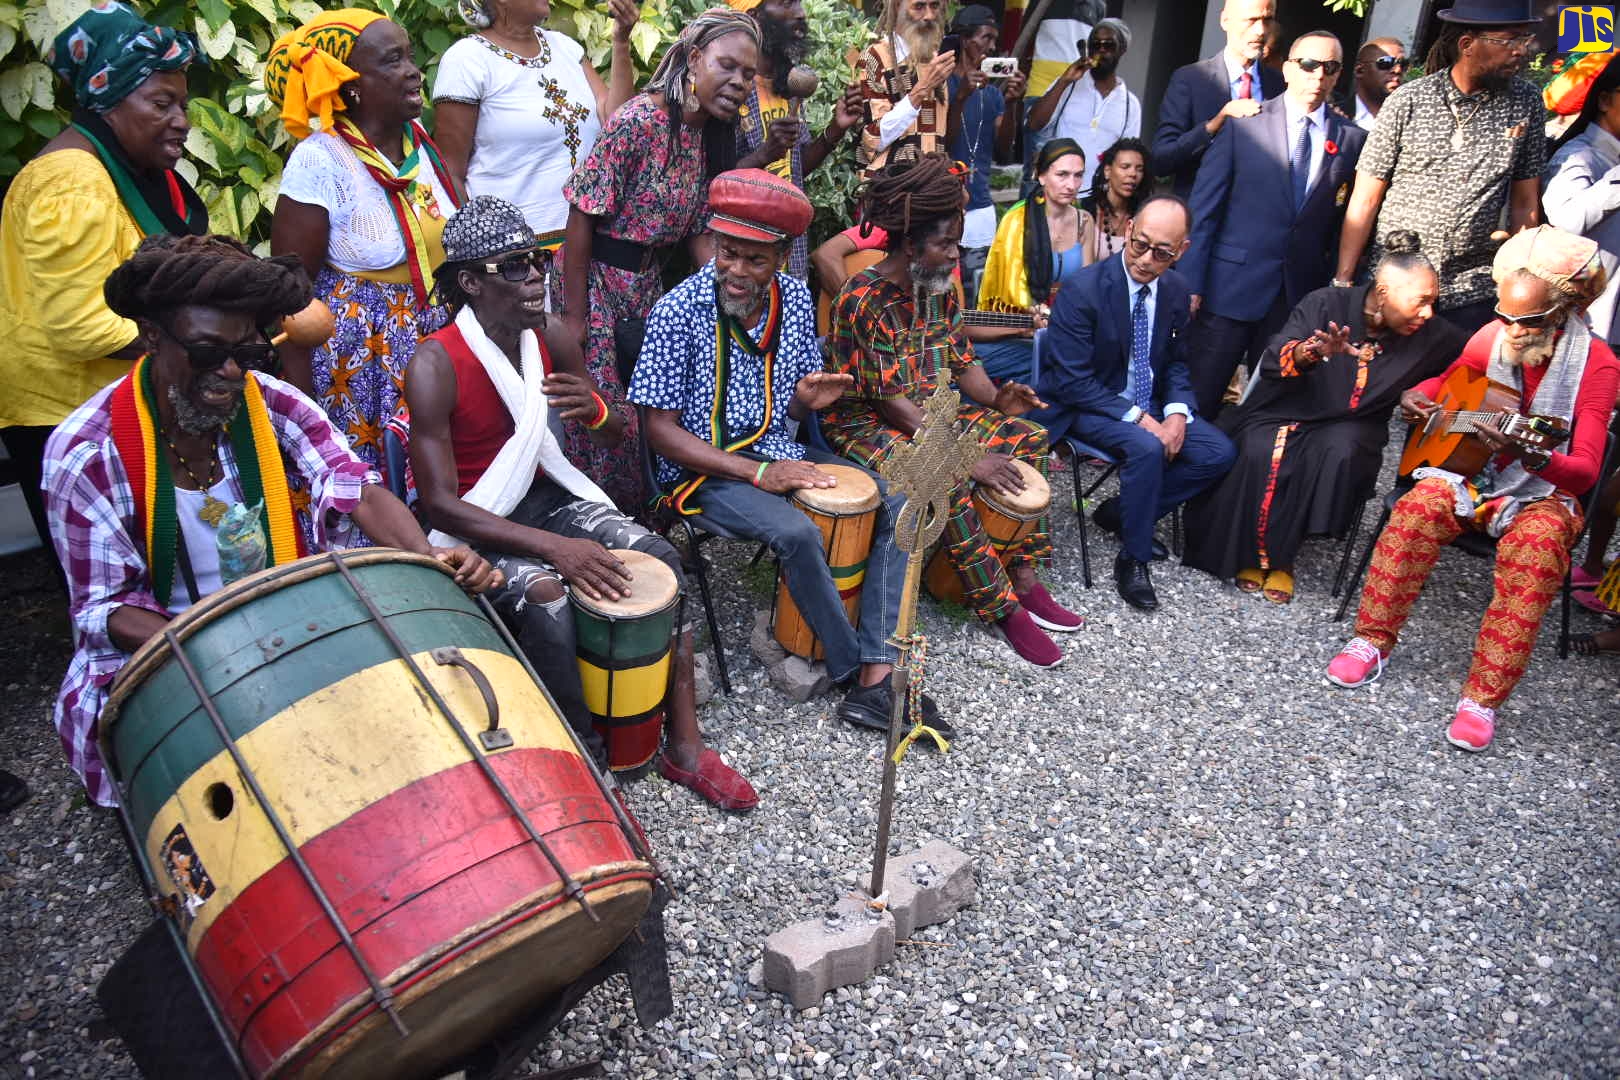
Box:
[981,56,1019,78]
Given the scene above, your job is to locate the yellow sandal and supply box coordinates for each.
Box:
[1236,568,1264,593]
[1262,569,1295,605]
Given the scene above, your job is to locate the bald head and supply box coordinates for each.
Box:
[1355,35,1407,106]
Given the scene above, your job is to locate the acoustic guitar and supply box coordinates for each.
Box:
[814,249,1046,335]
[1398,364,1572,478]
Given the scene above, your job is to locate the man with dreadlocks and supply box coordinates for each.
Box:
[856,0,957,180]
[405,195,758,811]
[824,155,1084,668]
[42,234,498,807]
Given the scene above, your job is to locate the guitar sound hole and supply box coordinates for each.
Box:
[205,782,234,820]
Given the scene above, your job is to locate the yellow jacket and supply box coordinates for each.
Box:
[977,199,1098,314]
[0,149,139,428]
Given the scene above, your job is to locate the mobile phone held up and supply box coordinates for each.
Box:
[981,57,1019,78]
[940,33,961,58]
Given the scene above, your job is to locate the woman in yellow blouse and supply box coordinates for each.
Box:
[0,2,205,558]
[973,138,1095,385]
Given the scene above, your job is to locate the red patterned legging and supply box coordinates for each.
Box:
[939,411,1052,623]
[1355,478,1583,708]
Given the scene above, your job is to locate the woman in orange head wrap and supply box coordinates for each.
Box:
[267,10,463,502]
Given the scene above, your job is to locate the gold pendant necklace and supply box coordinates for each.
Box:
[164,429,228,527]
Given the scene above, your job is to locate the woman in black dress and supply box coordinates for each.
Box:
[1183,234,1465,602]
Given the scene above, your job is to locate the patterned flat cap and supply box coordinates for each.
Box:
[442,195,538,264]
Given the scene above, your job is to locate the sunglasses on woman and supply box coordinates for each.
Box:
[159,322,278,372]
[476,249,551,283]
[1494,305,1561,329]
[1371,54,1408,72]
[1288,58,1343,76]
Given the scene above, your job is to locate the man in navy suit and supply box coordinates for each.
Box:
[1030,196,1236,612]
[1182,29,1366,419]
[1151,0,1281,198]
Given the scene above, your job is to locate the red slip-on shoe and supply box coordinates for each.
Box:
[658,749,760,811]
[1446,698,1496,753]
[995,608,1063,667]
[1019,582,1084,632]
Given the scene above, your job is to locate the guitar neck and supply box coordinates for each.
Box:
[1443,409,1499,434]
[962,309,1036,329]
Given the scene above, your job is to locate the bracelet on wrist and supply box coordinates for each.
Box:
[1331,278,1354,288]
[585,392,611,430]
[752,460,770,487]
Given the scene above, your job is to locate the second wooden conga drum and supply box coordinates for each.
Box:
[571,549,680,772]
[773,464,880,660]
[925,458,1049,604]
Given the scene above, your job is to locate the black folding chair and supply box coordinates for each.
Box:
[1333,412,1620,663]
[614,317,735,694]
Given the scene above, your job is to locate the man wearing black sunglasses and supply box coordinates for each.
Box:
[1182,29,1366,420]
[1026,17,1140,201]
[406,196,759,812]
[1347,37,1407,132]
[40,233,499,809]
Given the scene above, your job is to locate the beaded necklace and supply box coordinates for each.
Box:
[475,29,591,168]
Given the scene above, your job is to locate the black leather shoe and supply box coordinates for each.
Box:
[1114,554,1159,612]
[1093,497,1168,560]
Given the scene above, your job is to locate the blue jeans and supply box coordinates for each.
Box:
[691,448,904,682]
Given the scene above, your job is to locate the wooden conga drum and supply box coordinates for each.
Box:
[101,550,654,1080]
[773,464,880,660]
[925,458,1050,604]
[570,549,679,772]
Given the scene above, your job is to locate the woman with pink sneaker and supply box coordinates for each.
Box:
[1327,227,1619,751]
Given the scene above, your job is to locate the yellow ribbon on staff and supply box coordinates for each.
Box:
[891,721,951,764]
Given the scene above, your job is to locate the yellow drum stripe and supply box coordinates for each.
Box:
[578,656,670,718]
[143,648,576,948]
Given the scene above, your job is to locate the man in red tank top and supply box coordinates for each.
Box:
[405,197,757,812]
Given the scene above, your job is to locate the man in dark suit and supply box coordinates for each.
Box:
[1182,29,1366,419]
[1151,0,1281,198]
[1030,196,1236,612]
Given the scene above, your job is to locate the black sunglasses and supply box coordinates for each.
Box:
[1086,38,1119,53]
[1288,57,1343,76]
[475,249,550,283]
[158,322,277,372]
[1494,305,1560,329]
[1372,54,1409,72]
[1127,234,1178,263]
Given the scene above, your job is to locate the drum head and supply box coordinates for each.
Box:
[571,549,679,618]
[981,459,1049,518]
[790,464,880,515]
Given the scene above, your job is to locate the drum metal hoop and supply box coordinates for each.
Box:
[326,554,603,926]
[475,593,671,887]
[160,623,413,1040]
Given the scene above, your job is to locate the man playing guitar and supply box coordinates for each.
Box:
[1326,227,1619,752]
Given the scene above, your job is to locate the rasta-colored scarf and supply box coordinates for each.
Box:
[334,116,463,309]
[72,110,207,238]
[107,357,307,604]
[664,278,784,516]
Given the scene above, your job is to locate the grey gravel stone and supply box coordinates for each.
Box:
[3,423,1619,1076]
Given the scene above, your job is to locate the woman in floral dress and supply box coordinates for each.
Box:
[559,8,759,512]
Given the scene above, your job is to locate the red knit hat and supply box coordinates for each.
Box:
[707,168,814,243]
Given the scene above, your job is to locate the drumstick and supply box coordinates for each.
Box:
[271,298,336,347]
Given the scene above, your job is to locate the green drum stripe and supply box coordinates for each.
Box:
[109,565,506,832]
[571,609,676,659]
[575,642,671,673]
[827,556,869,579]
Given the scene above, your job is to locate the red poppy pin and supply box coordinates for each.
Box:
[1324,139,1339,156]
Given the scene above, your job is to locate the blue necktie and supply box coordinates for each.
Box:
[1290,117,1312,209]
[1130,285,1152,412]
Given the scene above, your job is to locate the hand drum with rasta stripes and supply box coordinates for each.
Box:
[924,458,1050,604]
[569,549,680,772]
[772,464,880,660]
[100,550,654,1080]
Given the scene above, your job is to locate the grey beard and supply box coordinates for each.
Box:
[911,262,954,296]
[719,283,767,321]
[1503,332,1556,368]
[168,382,234,435]
[900,21,941,65]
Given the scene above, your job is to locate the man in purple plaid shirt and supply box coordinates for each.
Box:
[42,235,496,806]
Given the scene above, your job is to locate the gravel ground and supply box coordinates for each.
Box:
[3,428,1619,1078]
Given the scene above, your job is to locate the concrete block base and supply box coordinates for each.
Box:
[763,896,895,1011]
[876,841,976,939]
